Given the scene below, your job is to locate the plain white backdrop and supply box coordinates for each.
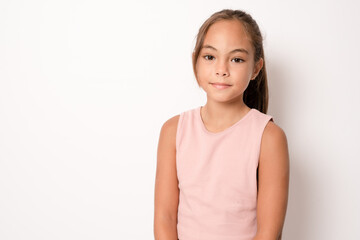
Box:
[0,0,359,239]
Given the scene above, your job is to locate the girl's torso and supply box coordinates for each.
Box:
[176,105,273,240]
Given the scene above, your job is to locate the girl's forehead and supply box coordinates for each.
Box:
[203,20,252,52]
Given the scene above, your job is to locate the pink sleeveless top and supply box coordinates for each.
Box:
[176,106,274,240]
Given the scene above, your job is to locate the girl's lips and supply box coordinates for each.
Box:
[211,83,232,89]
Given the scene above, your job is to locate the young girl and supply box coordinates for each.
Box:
[154,9,289,240]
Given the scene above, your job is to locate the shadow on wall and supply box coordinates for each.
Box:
[267,57,311,239]
[283,155,311,240]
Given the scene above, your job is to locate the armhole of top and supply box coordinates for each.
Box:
[262,115,274,143]
[175,112,184,151]
[257,115,274,168]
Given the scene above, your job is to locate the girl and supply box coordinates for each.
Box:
[154,9,289,240]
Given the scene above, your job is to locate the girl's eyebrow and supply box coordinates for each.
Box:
[202,44,249,55]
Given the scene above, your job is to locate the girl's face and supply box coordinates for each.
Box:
[195,20,263,104]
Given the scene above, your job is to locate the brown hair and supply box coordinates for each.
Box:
[192,9,269,113]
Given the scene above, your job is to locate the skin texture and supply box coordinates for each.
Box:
[154,19,289,240]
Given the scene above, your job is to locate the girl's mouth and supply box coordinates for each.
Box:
[210,83,232,89]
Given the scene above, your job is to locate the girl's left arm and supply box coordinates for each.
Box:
[253,121,290,240]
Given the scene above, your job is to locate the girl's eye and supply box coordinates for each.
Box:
[232,58,244,63]
[204,55,214,60]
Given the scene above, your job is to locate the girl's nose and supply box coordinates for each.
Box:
[216,61,229,77]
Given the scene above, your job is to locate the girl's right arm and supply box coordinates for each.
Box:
[154,115,180,240]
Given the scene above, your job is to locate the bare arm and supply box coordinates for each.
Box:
[154,115,180,240]
[253,121,290,240]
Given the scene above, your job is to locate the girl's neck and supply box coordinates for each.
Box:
[200,102,251,127]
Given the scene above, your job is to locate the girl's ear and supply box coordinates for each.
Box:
[251,58,264,80]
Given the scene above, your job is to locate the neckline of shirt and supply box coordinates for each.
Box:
[197,106,255,136]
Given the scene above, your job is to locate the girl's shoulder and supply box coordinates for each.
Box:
[251,108,273,120]
[163,106,198,129]
[264,120,284,137]
[159,107,197,144]
[250,109,286,145]
[261,115,287,151]
[160,114,180,137]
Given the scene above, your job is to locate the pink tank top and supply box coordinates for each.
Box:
[176,106,274,240]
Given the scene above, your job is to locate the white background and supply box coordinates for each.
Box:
[1,0,359,239]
